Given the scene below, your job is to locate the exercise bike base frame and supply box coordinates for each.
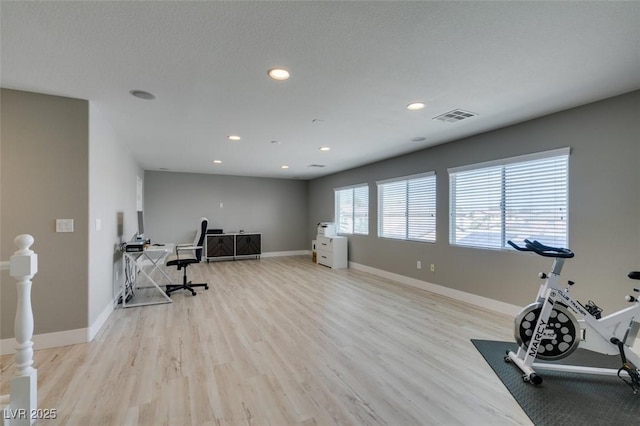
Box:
[507,348,635,377]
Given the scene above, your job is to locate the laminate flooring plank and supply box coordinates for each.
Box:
[0,256,531,425]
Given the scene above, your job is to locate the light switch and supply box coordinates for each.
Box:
[96,218,102,231]
[56,219,74,233]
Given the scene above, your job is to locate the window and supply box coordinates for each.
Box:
[449,148,569,250]
[335,184,368,235]
[377,172,436,242]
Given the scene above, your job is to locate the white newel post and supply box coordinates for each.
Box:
[2,234,38,426]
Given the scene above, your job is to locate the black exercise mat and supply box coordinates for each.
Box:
[472,339,640,426]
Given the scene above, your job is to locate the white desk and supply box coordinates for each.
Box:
[122,243,174,308]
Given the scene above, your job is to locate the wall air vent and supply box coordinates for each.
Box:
[308,164,326,168]
[433,109,477,123]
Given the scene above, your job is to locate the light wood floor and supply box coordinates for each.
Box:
[1,256,532,425]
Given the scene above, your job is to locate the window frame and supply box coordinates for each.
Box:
[448,147,570,250]
[377,171,436,243]
[334,183,369,235]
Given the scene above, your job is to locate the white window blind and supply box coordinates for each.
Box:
[335,184,369,235]
[449,148,569,250]
[377,172,436,242]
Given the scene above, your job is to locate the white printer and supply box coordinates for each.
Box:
[317,222,336,237]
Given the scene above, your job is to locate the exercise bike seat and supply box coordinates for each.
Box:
[628,271,640,280]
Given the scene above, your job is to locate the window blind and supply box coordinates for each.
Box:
[335,184,369,235]
[449,149,569,249]
[377,172,436,242]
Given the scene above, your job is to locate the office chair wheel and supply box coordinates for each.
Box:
[205,285,209,290]
[191,291,197,296]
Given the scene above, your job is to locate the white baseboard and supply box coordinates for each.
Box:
[1,302,114,356]
[261,250,310,258]
[0,328,88,356]
[349,261,522,317]
[88,301,114,341]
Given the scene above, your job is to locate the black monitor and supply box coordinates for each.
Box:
[137,210,145,239]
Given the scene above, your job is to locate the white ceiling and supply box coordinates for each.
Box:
[2,1,640,179]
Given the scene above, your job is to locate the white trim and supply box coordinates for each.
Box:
[1,328,88,356]
[0,301,113,355]
[349,261,521,317]
[376,170,435,186]
[261,250,310,258]
[334,182,368,192]
[447,147,571,175]
[88,301,114,341]
[1,302,114,357]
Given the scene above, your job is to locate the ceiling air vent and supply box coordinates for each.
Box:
[433,109,477,123]
[308,164,326,168]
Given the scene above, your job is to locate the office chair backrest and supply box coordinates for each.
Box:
[193,217,208,261]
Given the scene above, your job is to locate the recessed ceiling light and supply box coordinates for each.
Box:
[406,102,425,111]
[129,90,156,100]
[270,140,281,145]
[281,165,289,169]
[319,147,331,151]
[228,135,241,141]
[268,68,290,81]
[411,137,426,142]
[213,160,222,164]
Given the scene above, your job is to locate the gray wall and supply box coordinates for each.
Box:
[88,103,143,326]
[1,89,89,338]
[2,87,637,340]
[144,171,309,252]
[309,90,640,313]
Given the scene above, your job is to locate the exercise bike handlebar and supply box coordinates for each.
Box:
[507,239,574,258]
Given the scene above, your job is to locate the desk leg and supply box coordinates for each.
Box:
[121,255,136,308]
[121,252,172,308]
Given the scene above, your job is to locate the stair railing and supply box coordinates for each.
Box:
[1,234,38,426]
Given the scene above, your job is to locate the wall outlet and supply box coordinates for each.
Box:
[430,263,435,272]
[417,261,421,269]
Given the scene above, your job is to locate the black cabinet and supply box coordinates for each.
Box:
[236,234,261,257]
[205,232,261,261]
[206,235,234,259]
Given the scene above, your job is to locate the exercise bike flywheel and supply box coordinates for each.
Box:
[514,302,581,361]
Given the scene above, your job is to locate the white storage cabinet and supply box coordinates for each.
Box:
[316,235,347,269]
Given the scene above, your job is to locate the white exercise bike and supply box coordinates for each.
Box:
[505,239,640,394]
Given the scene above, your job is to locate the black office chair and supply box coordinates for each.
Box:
[165,217,209,296]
